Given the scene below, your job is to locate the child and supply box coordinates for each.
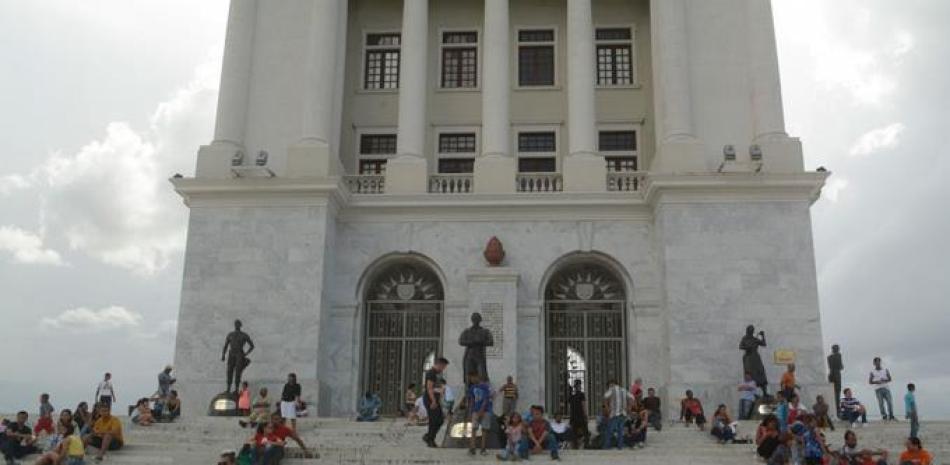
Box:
[466,373,494,456]
[131,398,154,426]
[34,393,55,436]
[34,424,84,465]
[710,404,735,444]
[238,382,251,416]
[800,415,829,465]
[496,413,526,461]
[905,383,919,438]
[404,384,417,417]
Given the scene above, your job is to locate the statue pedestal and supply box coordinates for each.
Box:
[466,268,519,390]
[208,391,241,417]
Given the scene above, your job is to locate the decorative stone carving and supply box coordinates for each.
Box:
[483,236,505,266]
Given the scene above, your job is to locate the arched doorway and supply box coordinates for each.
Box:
[362,259,444,416]
[545,258,627,414]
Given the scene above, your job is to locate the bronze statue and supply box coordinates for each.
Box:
[739,325,769,396]
[221,319,254,394]
[459,312,493,384]
[827,344,843,413]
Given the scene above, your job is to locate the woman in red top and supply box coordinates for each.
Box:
[249,423,284,464]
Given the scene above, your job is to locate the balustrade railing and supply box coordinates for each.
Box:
[428,174,473,194]
[344,175,385,194]
[516,173,563,192]
[607,171,648,192]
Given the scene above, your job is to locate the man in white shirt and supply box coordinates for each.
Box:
[868,357,895,421]
[95,372,116,408]
[602,379,634,450]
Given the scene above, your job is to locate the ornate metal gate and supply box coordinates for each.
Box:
[363,262,443,416]
[545,262,626,414]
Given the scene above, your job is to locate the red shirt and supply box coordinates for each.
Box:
[529,419,547,441]
[272,424,293,441]
[254,433,281,447]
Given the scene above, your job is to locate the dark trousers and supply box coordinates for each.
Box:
[569,418,590,448]
[226,354,246,392]
[1,440,37,460]
[425,402,444,443]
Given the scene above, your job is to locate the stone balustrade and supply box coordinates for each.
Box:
[429,174,473,194]
[344,175,385,194]
[516,173,563,192]
[607,171,648,192]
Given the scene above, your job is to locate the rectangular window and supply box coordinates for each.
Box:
[358,133,397,174]
[598,129,638,172]
[364,33,401,90]
[441,31,478,88]
[437,132,477,174]
[518,29,555,86]
[516,130,556,173]
[595,27,634,86]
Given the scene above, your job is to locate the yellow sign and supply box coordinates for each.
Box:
[774,349,796,365]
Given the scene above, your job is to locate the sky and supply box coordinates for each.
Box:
[1,1,948,418]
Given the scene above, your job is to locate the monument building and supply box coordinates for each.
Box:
[172,0,830,417]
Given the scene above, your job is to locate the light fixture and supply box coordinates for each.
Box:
[256,150,269,167]
[231,151,244,167]
[723,145,736,162]
[750,144,763,161]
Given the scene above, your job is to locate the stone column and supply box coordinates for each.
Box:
[563,0,607,192]
[467,268,520,391]
[648,0,705,173]
[388,0,429,194]
[745,0,802,172]
[286,0,345,178]
[197,0,258,178]
[474,0,516,193]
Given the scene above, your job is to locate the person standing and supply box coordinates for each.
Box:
[905,383,919,438]
[738,372,758,420]
[280,373,301,432]
[422,357,449,448]
[567,379,589,448]
[499,376,519,417]
[827,344,844,415]
[868,357,895,421]
[158,365,176,399]
[602,379,633,450]
[466,372,494,456]
[95,373,116,408]
[780,364,798,401]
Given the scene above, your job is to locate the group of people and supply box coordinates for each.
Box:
[0,367,183,465]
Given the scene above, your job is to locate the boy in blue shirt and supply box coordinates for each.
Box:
[905,383,919,438]
[466,372,494,455]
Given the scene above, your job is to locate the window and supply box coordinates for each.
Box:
[358,133,397,174]
[518,29,555,86]
[517,130,557,172]
[364,33,401,90]
[437,131,477,174]
[440,31,478,88]
[598,129,638,172]
[595,27,634,86]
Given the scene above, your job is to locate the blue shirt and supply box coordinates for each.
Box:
[904,392,916,415]
[468,383,493,413]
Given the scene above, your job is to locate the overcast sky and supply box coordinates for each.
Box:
[1,1,947,419]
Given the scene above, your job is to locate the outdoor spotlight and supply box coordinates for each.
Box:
[231,150,244,167]
[750,144,763,161]
[256,150,269,166]
[172,173,183,179]
[723,145,736,161]
[817,166,827,172]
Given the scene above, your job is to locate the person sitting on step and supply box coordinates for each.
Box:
[680,390,706,431]
[710,404,736,444]
[356,389,382,422]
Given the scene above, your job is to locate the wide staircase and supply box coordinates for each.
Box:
[26,417,950,464]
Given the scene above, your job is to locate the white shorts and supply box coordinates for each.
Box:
[280,401,297,419]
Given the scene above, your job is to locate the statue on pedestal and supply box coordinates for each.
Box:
[740,325,769,397]
[221,319,254,394]
[459,312,493,384]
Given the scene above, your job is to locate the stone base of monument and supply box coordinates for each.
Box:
[207,391,241,416]
[440,408,502,450]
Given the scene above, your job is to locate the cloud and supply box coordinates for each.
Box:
[0,51,220,275]
[849,123,906,157]
[0,226,65,265]
[822,178,850,203]
[41,306,143,332]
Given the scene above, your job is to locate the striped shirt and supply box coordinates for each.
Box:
[501,382,518,399]
[604,385,634,418]
[840,396,862,413]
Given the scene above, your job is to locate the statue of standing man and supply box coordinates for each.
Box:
[459,313,493,385]
[739,325,769,397]
[221,319,254,394]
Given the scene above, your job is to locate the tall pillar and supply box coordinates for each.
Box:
[563,0,607,192]
[197,0,258,178]
[388,0,429,194]
[474,0,516,193]
[287,0,345,178]
[649,0,705,173]
[745,0,802,172]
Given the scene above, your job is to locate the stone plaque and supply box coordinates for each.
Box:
[481,302,504,358]
[773,349,796,365]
